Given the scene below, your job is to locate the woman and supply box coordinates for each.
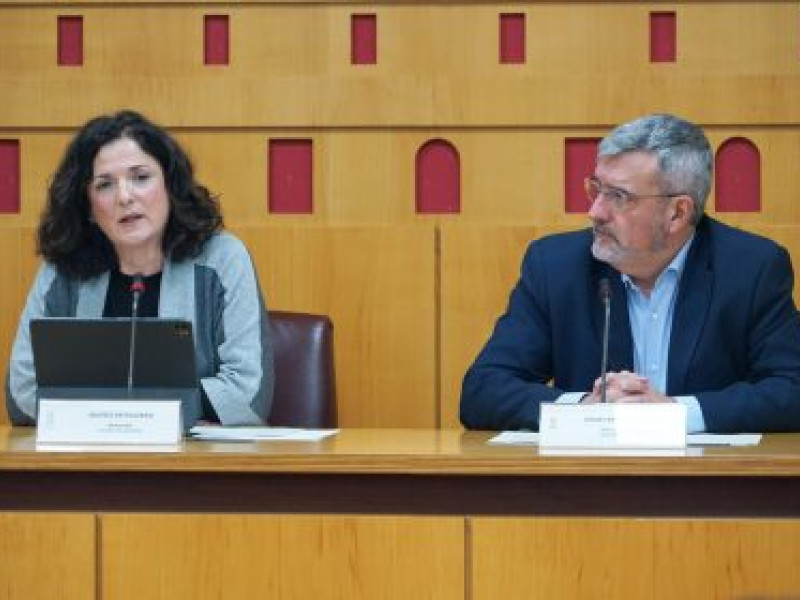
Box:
[5,110,273,426]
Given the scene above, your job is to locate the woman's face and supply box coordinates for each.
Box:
[87,137,170,266]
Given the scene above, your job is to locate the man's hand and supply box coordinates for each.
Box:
[582,370,675,404]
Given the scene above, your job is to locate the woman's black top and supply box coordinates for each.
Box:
[102,269,162,318]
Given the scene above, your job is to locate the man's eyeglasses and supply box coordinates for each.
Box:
[584,176,684,210]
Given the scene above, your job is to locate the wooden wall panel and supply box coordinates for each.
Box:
[167,128,800,227]
[2,3,800,127]
[471,517,800,600]
[7,128,789,229]
[0,10,55,72]
[102,513,464,600]
[16,135,71,225]
[0,512,95,599]
[174,132,279,224]
[706,130,800,227]
[0,229,25,395]
[164,130,591,227]
[5,129,800,228]
[232,225,436,428]
[743,225,800,302]
[680,4,798,75]
[439,225,537,428]
[0,227,36,426]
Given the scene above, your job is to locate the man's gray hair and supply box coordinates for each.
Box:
[598,114,713,224]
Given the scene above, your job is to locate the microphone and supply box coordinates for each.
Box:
[127,274,145,394]
[598,277,612,404]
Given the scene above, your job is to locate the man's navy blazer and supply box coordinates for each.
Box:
[460,217,800,433]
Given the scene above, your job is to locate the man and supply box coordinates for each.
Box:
[460,113,800,433]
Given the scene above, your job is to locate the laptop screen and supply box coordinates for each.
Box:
[30,318,200,427]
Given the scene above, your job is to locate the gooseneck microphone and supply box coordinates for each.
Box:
[598,277,612,404]
[127,274,145,394]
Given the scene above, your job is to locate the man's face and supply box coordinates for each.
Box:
[588,151,677,277]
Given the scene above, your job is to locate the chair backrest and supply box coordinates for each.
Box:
[268,311,337,428]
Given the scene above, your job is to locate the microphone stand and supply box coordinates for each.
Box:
[599,278,612,404]
[127,275,145,396]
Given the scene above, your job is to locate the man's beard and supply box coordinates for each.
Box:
[591,222,669,269]
[591,228,623,265]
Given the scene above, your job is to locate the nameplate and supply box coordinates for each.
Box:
[36,399,182,445]
[539,403,687,449]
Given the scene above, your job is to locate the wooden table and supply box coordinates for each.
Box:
[2,427,800,599]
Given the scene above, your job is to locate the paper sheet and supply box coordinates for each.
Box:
[189,426,339,442]
[488,431,762,447]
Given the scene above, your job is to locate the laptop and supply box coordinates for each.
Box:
[30,318,201,430]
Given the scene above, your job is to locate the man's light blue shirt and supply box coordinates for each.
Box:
[622,237,706,433]
[558,237,707,433]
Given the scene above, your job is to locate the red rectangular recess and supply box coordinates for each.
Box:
[650,12,676,63]
[714,139,761,212]
[499,13,526,64]
[564,138,599,213]
[351,14,377,64]
[268,140,313,214]
[415,140,461,214]
[0,140,21,214]
[57,15,83,66]
[204,15,230,65]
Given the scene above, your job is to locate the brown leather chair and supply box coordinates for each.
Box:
[268,311,337,428]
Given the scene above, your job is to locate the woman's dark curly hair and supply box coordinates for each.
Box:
[38,109,223,278]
